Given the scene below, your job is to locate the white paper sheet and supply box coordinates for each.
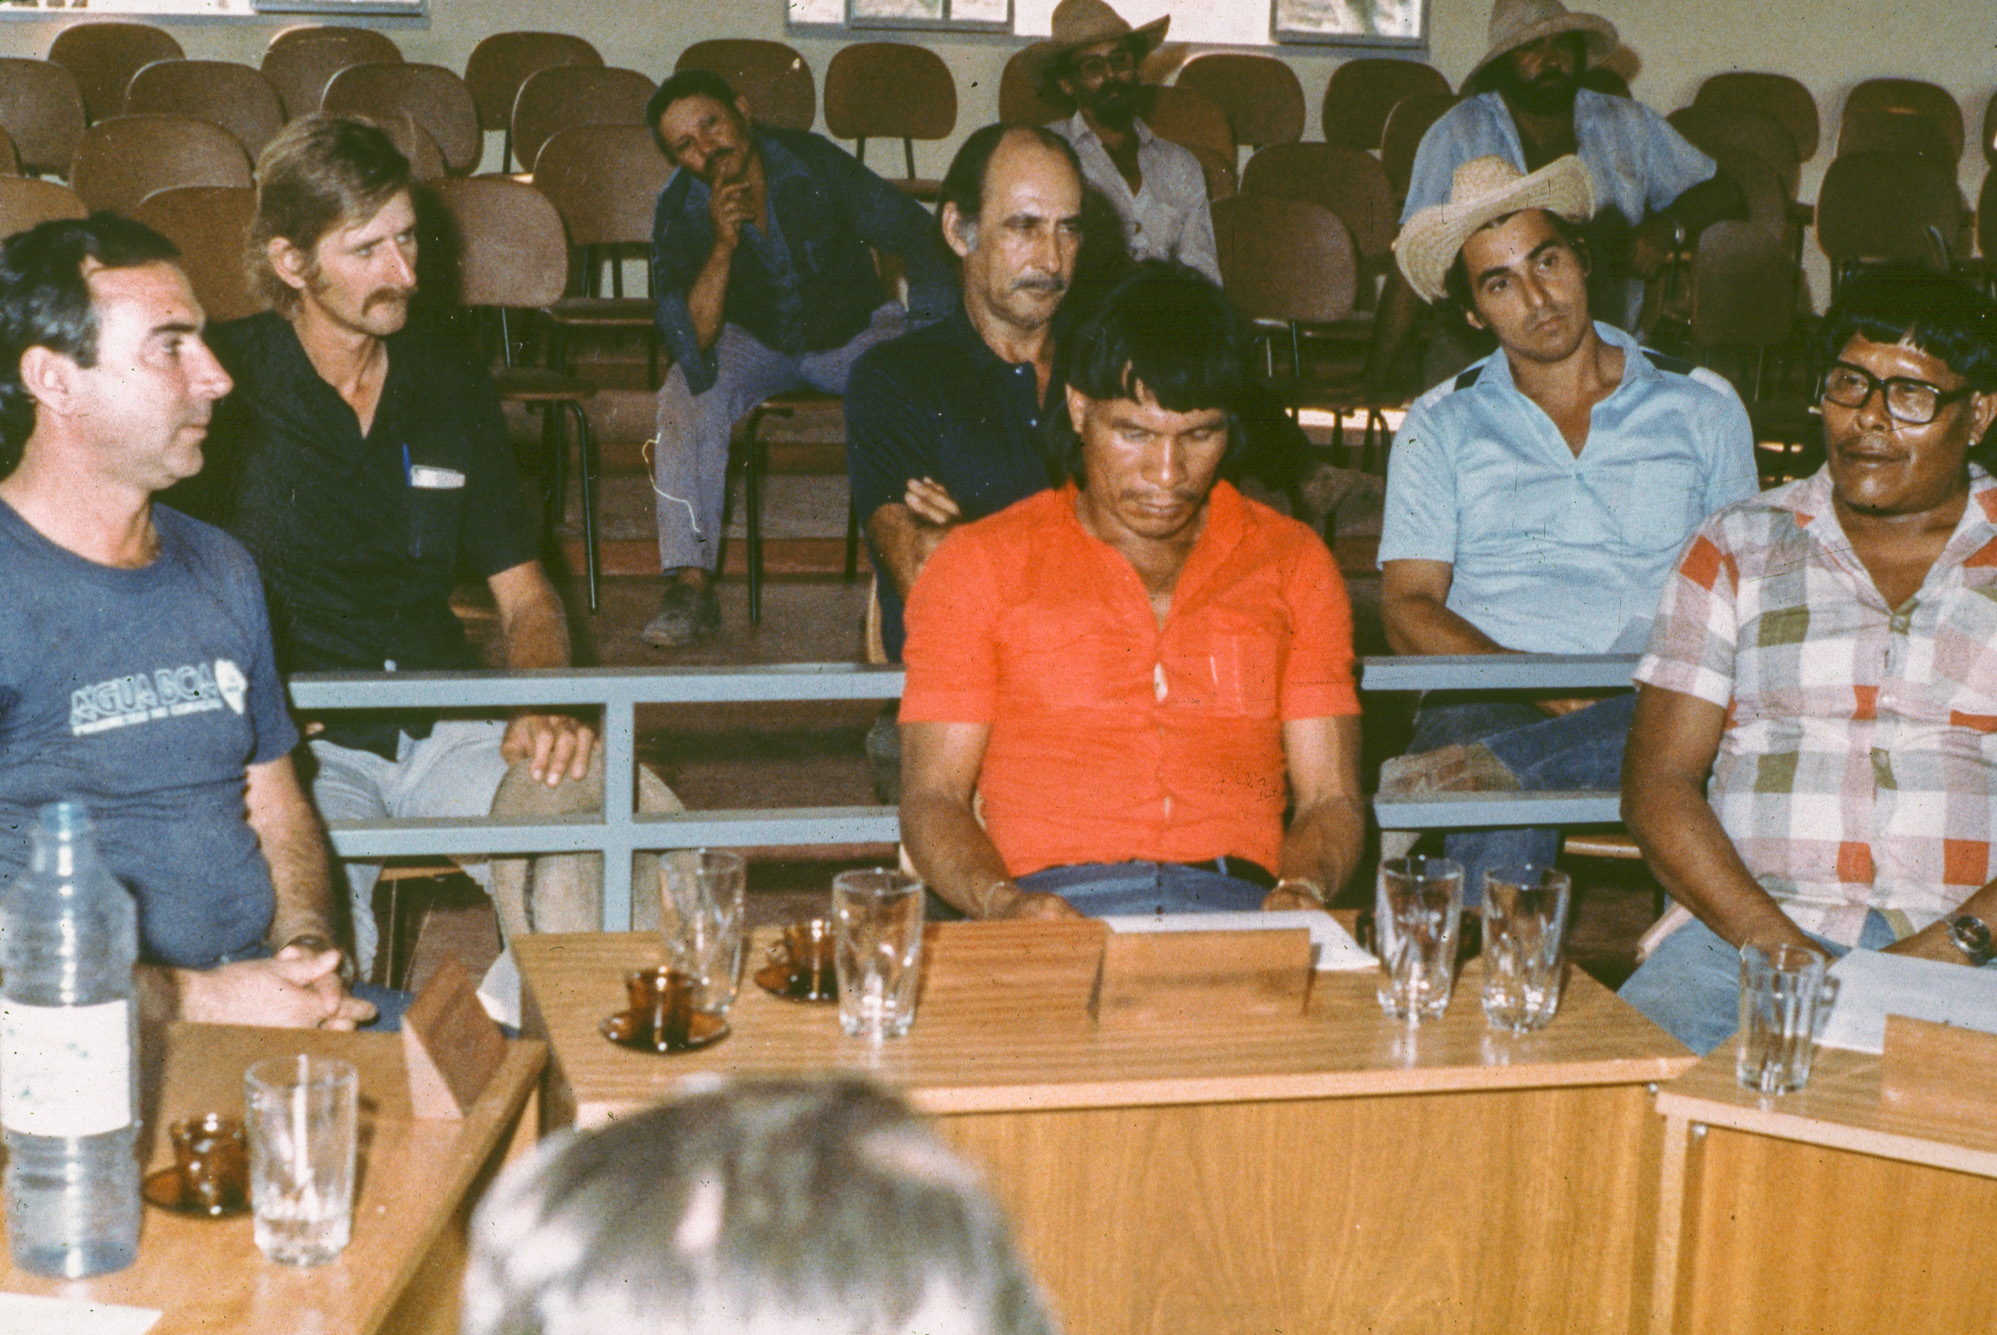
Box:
[1099,911,1378,971]
[0,1293,159,1335]
[1817,948,1997,1055]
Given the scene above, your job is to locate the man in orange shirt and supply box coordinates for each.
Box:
[899,263,1365,918]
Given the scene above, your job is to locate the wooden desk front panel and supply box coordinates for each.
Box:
[1675,1129,1997,1335]
[937,1081,1665,1335]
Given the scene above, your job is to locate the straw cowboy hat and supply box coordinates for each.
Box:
[1023,0,1171,97]
[1392,154,1595,303]
[1467,0,1619,85]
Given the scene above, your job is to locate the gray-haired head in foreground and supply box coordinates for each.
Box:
[459,1075,1059,1335]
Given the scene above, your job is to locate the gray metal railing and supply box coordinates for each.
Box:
[1362,653,1639,832]
[288,653,1639,929]
[288,665,905,930]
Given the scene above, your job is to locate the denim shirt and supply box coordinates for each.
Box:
[650,127,958,395]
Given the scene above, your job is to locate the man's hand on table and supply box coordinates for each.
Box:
[979,880,1082,920]
[1262,878,1328,912]
[179,946,377,1029]
[503,713,597,787]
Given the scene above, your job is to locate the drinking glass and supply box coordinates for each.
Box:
[1481,865,1573,1032]
[1375,856,1464,1021]
[833,869,925,1040]
[244,1055,358,1266]
[1737,941,1831,1095]
[659,849,748,1015]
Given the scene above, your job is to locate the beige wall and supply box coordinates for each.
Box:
[2,0,1986,289]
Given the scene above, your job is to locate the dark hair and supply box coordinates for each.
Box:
[1440,207,1591,317]
[461,1077,1056,1335]
[645,69,743,155]
[1051,259,1251,482]
[1818,264,1997,393]
[248,114,411,312]
[937,122,1082,251]
[0,213,180,477]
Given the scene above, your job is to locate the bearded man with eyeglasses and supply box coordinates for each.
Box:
[1620,266,1997,1053]
[1038,0,1218,284]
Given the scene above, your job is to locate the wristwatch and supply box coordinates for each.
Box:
[1947,913,1994,966]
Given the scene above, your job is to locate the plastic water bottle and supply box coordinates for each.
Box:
[0,801,140,1277]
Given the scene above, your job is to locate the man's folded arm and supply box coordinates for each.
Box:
[1621,682,1813,952]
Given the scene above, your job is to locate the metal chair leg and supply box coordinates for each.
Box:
[844,501,861,582]
[568,400,599,612]
[746,434,765,626]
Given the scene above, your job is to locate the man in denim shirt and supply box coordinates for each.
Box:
[644,70,957,646]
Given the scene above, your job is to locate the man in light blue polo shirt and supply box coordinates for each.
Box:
[1375,154,1757,904]
[1365,0,1738,391]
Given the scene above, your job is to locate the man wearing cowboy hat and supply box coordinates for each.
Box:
[1374,154,1757,906]
[1039,0,1219,285]
[1365,0,1738,392]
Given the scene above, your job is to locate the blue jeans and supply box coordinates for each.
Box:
[1018,861,1269,916]
[1617,912,1898,1055]
[1402,692,1635,907]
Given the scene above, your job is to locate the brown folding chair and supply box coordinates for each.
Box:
[513,67,655,183]
[1320,57,1451,152]
[1381,92,1457,201]
[997,43,1067,126]
[531,123,675,381]
[1667,105,1801,201]
[0,128,19,179]
[323,62,480,176]
[69,115,252,217]
[1689,219,1813,486]
[822,43,955,198]
[261,25,401,121]
[1144,85,1235,179]
[1816,151,1969,293]
[1175,53,1304,156]
[1837,106,1955,163]
[428,175,602,609]
[381,115,447,182]
[1214,194,1357,354]
[1242,143,1394,289]
[1841,78,1964,166]
[463,31,602,171]
[0,59,85,179]
[0,176,84,238]
[1692,71,1819,163]
[131,185,264,323]
[126,60,285,163]
[675,40,815,133]
[47,22,182,125]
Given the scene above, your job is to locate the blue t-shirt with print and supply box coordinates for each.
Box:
[0,501,300,969]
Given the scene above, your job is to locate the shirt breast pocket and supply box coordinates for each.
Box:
[1614,460,1702,555]
[402,482,465,562]
[1931,582,1997,707]
[1168,605,1286,717]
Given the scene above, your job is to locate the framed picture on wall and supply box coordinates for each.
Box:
[252,0,422,13]
[1273,0,1425,46]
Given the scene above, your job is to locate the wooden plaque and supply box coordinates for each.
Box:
[1881,1014,1997,1124]
[1097,928,1314,1026]
[402,956,508,1120]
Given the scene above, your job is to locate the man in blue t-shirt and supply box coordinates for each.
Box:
[0,215,372,1030]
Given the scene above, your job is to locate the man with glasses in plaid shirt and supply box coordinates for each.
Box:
[1621,267,1997,1053]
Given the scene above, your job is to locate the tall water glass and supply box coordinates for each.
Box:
[245,1055,358,1266]
[660,849,748,1015]
[1481,865,1573,1032]
[1737,941,1830,1095]
[1375,856,1464,1021]
[833,869,925,1040]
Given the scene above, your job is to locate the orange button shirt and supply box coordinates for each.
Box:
[901,481,1360,877]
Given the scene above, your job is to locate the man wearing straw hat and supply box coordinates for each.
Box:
[1374,154,1757,906]
[1039,0,1219,284]
[1366,0,1738,390]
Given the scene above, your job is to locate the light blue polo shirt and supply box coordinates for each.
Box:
[1378,322,1759,655]
[1402,90,1716,230]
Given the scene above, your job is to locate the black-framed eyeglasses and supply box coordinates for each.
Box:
[1070,48,1138,81]
[1820,362,1977,426]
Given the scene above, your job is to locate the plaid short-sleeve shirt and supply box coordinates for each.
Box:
[1637,465,1997,945]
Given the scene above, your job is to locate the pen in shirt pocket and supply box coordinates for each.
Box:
[403,443,467,490]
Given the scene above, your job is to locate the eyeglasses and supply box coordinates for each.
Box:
[1820,362,1977,426]
[1069,48,1138,81]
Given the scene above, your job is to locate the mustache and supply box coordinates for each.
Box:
[1013,275,1067,295]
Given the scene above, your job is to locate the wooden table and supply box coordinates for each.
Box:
[0,1023,545,1335]
[1651,1045,1997,1335]
[518,925,1693,1334]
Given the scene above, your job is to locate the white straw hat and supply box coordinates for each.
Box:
[1392,154,1595,303]
[1468,0,1618,85]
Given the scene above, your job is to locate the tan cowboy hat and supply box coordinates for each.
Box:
[1392,154,1595,303]
[1467,0,1619,85]
[1020,0,1171,103]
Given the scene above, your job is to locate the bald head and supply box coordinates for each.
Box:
[942,127,1086,338]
